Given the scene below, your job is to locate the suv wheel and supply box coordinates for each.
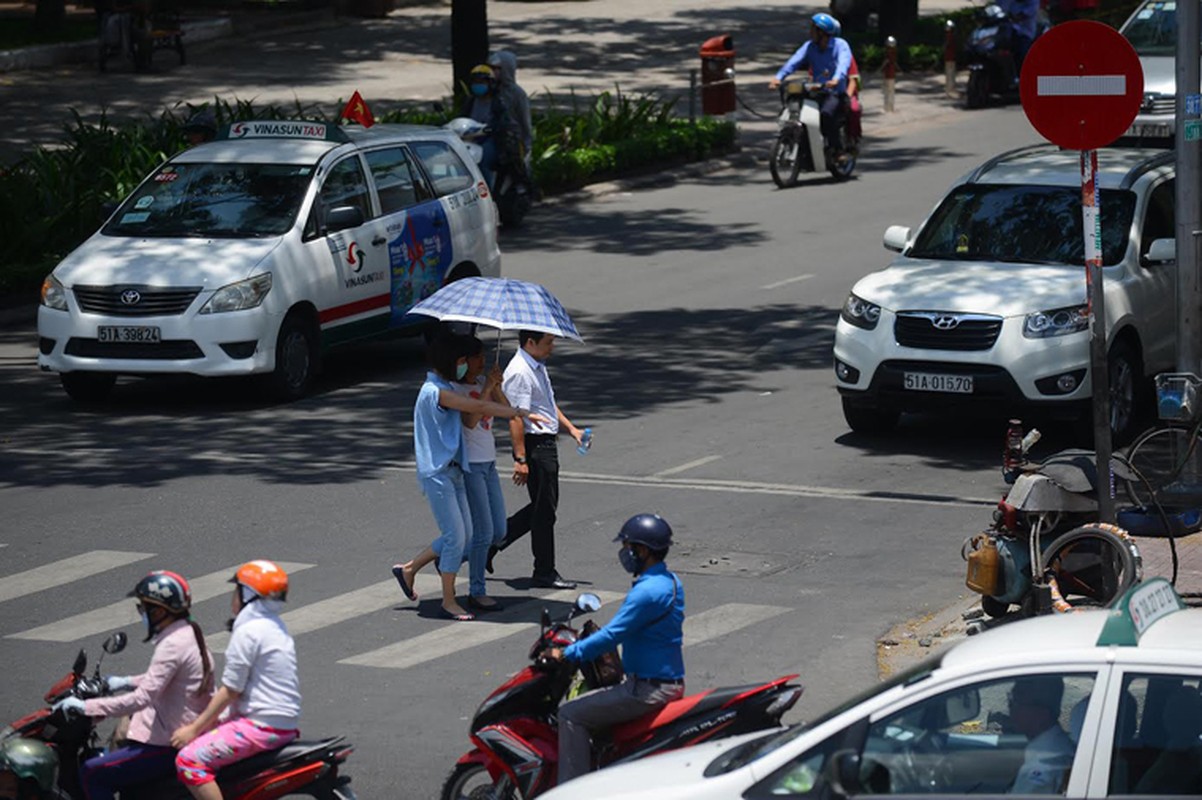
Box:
[1108,340,1143,445]
[841,397,899,434]
[61,372,116,403]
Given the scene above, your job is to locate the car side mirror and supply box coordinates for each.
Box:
[325,205,365,233]
[883,225,911,253]
[1143,238,1175,265]
[823,750,863,799]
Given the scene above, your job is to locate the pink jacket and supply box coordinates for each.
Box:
[84,619,213,747]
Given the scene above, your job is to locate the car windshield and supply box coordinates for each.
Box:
[704,653,944,777]
[908,184,1136,266]
[103,162,314,238]
[1122,1,1199,56]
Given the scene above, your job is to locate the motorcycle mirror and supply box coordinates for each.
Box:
[103,632,128,655]
[72,649,87,677]
[575,593,602,614]
[540,608,551,630]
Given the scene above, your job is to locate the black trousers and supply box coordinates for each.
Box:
[505,434,559,577]
[819,91,847,148]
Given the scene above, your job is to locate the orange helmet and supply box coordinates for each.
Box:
[230,560,289,601]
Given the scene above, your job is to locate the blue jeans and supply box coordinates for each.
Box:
[464,460,507,596]
[422,466,472,573]
[81,742,178,800]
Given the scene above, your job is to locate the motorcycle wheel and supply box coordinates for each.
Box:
[496,189,533,228]
[1039,524,1142,610]
[827,143,857,181]
[441,762,516,800]
[980,596,1010,619]
[966,70,990,109]
[769,130,803,188]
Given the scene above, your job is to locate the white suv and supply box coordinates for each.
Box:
[38,120,501,402]
[833,145,1177,441]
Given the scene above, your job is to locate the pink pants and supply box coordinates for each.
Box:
[175,717,299,786]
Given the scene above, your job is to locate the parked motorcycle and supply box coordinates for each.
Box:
[770,77,858,188]
[1,633,357,800]
[441,593,803,800]
[962,2,1050,109]
[445,117,534,227]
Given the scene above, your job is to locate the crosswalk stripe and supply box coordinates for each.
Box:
[683,603,791,647]
[338,589,626,670]
[8,562,315,642]
[0,551,154,605]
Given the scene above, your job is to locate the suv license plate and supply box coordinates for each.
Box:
[903,372,973,394]
[98,326,161,343]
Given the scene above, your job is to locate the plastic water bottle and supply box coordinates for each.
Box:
[577,427,593,455]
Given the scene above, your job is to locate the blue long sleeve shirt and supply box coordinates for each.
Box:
[563,562,684,681]
[1001,0,1040,40]
[775,37,853,94]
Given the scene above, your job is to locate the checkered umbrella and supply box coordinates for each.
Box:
[407,277,583,342]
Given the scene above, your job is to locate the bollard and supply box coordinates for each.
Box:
[944,19,957,97]
[689,68,698,123]
[884,35,897,113]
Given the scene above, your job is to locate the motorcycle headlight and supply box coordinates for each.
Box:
[841,293,882,330]
[40,275,67,311]
[1023,304,1089,338]
[199,273,273,315]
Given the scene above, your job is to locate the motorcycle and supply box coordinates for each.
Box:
[770,77,858,188]
[1,633,357,800]
[441,593,803,800]
[962,2,1050,109]
[445,117,534,228]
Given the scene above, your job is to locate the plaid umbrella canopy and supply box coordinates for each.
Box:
[407,277,583,342]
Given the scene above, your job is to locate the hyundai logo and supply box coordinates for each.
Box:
[120,289,141,306]
[932,315,961,330]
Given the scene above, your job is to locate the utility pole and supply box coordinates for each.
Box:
[1177,0,1202,374]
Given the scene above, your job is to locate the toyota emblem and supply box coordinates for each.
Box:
[932,315,960,330]
[120,289,142,306]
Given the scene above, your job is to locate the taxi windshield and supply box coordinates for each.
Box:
[1123,1,1199,56]
[908,184,1135,266]
[103,162,314,238]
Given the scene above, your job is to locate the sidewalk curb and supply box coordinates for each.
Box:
[876,595,980,679]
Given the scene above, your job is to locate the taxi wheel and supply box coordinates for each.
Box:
[61,372,116,403]
[268,314,318,401]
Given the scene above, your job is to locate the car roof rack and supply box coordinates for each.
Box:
[965,143,1055,184]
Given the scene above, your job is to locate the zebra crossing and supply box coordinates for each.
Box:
[0,550,794,672]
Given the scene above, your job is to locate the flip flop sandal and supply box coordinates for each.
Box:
[391,565,417,601]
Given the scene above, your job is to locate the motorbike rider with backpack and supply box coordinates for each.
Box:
[0,739,61,800]
[545,514,685,785]
[769,12,853,158]
[51,571,214,800]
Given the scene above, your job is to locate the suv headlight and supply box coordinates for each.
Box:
[841,293,882,330]
[40,275,67,311]
[199,274,273,315]
[1023,304,1089,338]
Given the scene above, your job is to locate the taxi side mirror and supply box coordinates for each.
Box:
[883,225,911,253]
[824,750,864,799]
[325,205,365,233]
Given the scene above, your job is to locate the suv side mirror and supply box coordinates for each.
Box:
[325,205,365,233]
[883,225,911,253]
[1143,238,1176,265]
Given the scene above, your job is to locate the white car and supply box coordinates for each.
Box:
[833,145,1177,441]
[1119,0,1195,142]
[37,120,501,402]
[542,579,1202,800]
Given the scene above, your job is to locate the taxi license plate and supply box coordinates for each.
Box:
[903,372,973,394]
[98,326,161,343]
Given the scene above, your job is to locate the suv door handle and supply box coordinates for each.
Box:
[371,236,386,246]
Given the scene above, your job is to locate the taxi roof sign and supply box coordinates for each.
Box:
[219,121,349,143]
[1097,578,1185,647]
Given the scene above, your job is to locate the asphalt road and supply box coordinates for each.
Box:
[0,103,1085,800]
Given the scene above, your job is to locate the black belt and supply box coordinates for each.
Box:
[633,676,684,687]
[525,433,557,441]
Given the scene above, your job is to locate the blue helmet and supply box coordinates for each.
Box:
[812,12,839,35]
[614,514,674,552]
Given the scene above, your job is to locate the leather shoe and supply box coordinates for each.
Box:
[531,572,577,590]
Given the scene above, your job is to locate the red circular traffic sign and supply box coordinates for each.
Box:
[1019,20,1144,151]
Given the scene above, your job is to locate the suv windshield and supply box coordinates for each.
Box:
[103,162,314,238]
[908,184,1135,266]
[1123,1,1199,56]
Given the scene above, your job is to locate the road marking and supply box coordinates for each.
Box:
[1037,75,1125,96]
[0,551,154,605]
[684,603,791,647]
[339,590,625,670]
[9,562,314,642]
[760,274,813,290]
[653,455,722,478]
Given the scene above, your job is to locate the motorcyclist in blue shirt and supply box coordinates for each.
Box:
[546,514,685,785]
[769,12,853,153]
[1000,0,1041,74]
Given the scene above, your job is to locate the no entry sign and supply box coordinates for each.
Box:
[1019,20,1144,151]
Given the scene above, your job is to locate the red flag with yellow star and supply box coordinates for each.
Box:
[341,91,375,128]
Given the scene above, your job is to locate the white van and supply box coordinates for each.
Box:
[37,120,501,401]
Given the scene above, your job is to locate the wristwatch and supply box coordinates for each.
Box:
[514,455,528,465]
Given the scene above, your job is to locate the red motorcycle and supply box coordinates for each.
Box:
[1,633,357,800]
[441,594,803,800]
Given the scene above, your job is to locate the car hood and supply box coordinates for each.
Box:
[1139,56,1180,95]
[52,235,283,288]
[853,258,1090,316]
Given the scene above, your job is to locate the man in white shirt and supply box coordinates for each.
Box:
[491,330,585,589]
[1009,676,1075,794]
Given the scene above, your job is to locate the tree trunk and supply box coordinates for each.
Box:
[878,0,919,45]
[451,0,489,104]
[33,0,66,37]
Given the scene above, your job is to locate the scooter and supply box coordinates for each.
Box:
[962,2,1049,109]
[440,594,803,800]
[445,117,534,227]
[2,633,357,800]
[770,77,858,188]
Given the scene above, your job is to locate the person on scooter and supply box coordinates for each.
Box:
[769,12,852,156]
[1001,0,1041,76]
[488,50,533,176]
[545,513,685,785]
[53,571,214,800]
[830,17,862,144]
[171,561,301,800]
[459,63,512,191]
[0,739,60,800]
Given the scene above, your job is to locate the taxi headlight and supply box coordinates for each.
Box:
[40,275,67,311]
[199,274,273,315]
[841,293,882,330]
[1023,304,1089,338]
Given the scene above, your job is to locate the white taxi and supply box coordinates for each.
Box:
[37,120,500,402]
[543,579,1202,799]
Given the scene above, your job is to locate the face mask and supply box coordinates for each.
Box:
[619,545,643,575]
[455,361,468,380]
[470,83,489,97]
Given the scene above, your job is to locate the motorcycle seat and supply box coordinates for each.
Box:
[1030,449,1136,492]
[611,681,782,742]
[217,736,346,782]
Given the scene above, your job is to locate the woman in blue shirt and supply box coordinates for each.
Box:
[393,334,547,621]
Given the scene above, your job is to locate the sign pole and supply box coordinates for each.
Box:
[1082,149,1115,522]
[1178,0,1202,374]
